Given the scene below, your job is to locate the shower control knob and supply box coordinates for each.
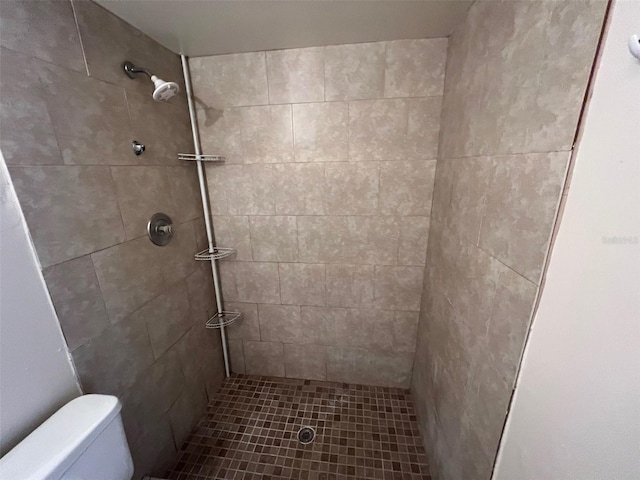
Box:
[156,224,172,235]
[147,213,173,246]
[132,140,145,156]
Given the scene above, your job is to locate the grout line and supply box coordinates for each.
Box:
[264,51,271,105]
[289,104,295,162]
[346,101,351,161]
[322,46,327,103]
[382,41,388,98]
[239,93,444,109]
[276,261,282,305]
[69,0,90,77]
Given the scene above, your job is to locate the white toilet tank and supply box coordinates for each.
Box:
[0,394,134,480]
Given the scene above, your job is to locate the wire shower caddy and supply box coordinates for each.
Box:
[179,55,240,376]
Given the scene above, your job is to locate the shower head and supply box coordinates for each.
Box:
[123,61,179,102]
[151,75,179,102]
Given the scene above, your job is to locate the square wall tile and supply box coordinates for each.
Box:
[326,264,374,308]
[284,344,327,381]
[91,236,165,322]
[239,105,293,163]
[243,341,285,377]
[227,339,246,374]
[128,417,176,479]
[120,350,187,442]
[206,164,275,216]
[171,324,221,396]
[326,347,414,388]
[197,108,243,164]
[167,391,199,450]
[347,217,400,265]
[437,156,493,245]
[203,165,229,215]
[334,309,394,351]
[384,38,448,98]
[110,166,176,240]
[9,166,126,268]
[392,311,420,352]
[134,281,192,360]
[258,304,302,343]
[43,255,110,351]
[297,216,399,265]
[279,263,326,307]
[167,166,202,222]
[190,52,268,108]
[72,312,155,395]
[379,160,436,216]
[324,162,379,215]
[249,216,298,262]
[463,359,513,468]
[293,102,348,163]
[0,48,62,166]
[224,302,260,341]
[374,266,424,311]
[479,152,568,282]
[0,0,84,72]
[218,261,280,304]
[484,268,537,383]
[212,216,252,261]
[399,217,430,266]
[39,64,132,166]
[349,98,406,162]
[193,218,209,251]
[274,163,326,215]
[185,264,215,323]
[442,242,504,331]
[267,47,324,104]
[299,306,342,345]
[325,42,385,100]
[438,0,605,159]
[349,97,441,162]
[407,97,442,160]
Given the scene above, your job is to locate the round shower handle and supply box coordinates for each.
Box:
[147,213,173,246]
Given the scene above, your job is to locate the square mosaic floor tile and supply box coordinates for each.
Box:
[166,375,431,480]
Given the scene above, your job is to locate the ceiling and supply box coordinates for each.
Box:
[95,0,473,58]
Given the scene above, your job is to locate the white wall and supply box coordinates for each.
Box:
[0,154,81,456]
[493,1,640,478]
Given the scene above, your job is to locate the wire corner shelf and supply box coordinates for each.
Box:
[178,153,225,162]
[205,311,242,329]
[194,247,236,261]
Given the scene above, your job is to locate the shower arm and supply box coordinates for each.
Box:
[123,61,152,79]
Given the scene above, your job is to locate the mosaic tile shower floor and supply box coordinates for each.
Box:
[166,375,431,480]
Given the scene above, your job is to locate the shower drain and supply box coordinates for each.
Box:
[297,426,316,445]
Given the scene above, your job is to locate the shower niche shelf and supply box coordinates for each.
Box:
[178,153,225,162]
[205,311,242,329]
[194,247,235,261]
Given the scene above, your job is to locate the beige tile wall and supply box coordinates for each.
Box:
[190,38,447,388]
[0,1,225,477]
[410,1,607,479]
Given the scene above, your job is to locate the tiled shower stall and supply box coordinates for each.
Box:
[0,0,607,479]
[192,38,446,387]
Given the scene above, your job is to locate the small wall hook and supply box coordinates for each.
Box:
[629,34,640,61]
[132,140,145,156]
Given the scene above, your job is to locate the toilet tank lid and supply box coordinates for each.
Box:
[0,394,122,480]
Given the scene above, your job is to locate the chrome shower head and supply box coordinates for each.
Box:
[123,61,179,102]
